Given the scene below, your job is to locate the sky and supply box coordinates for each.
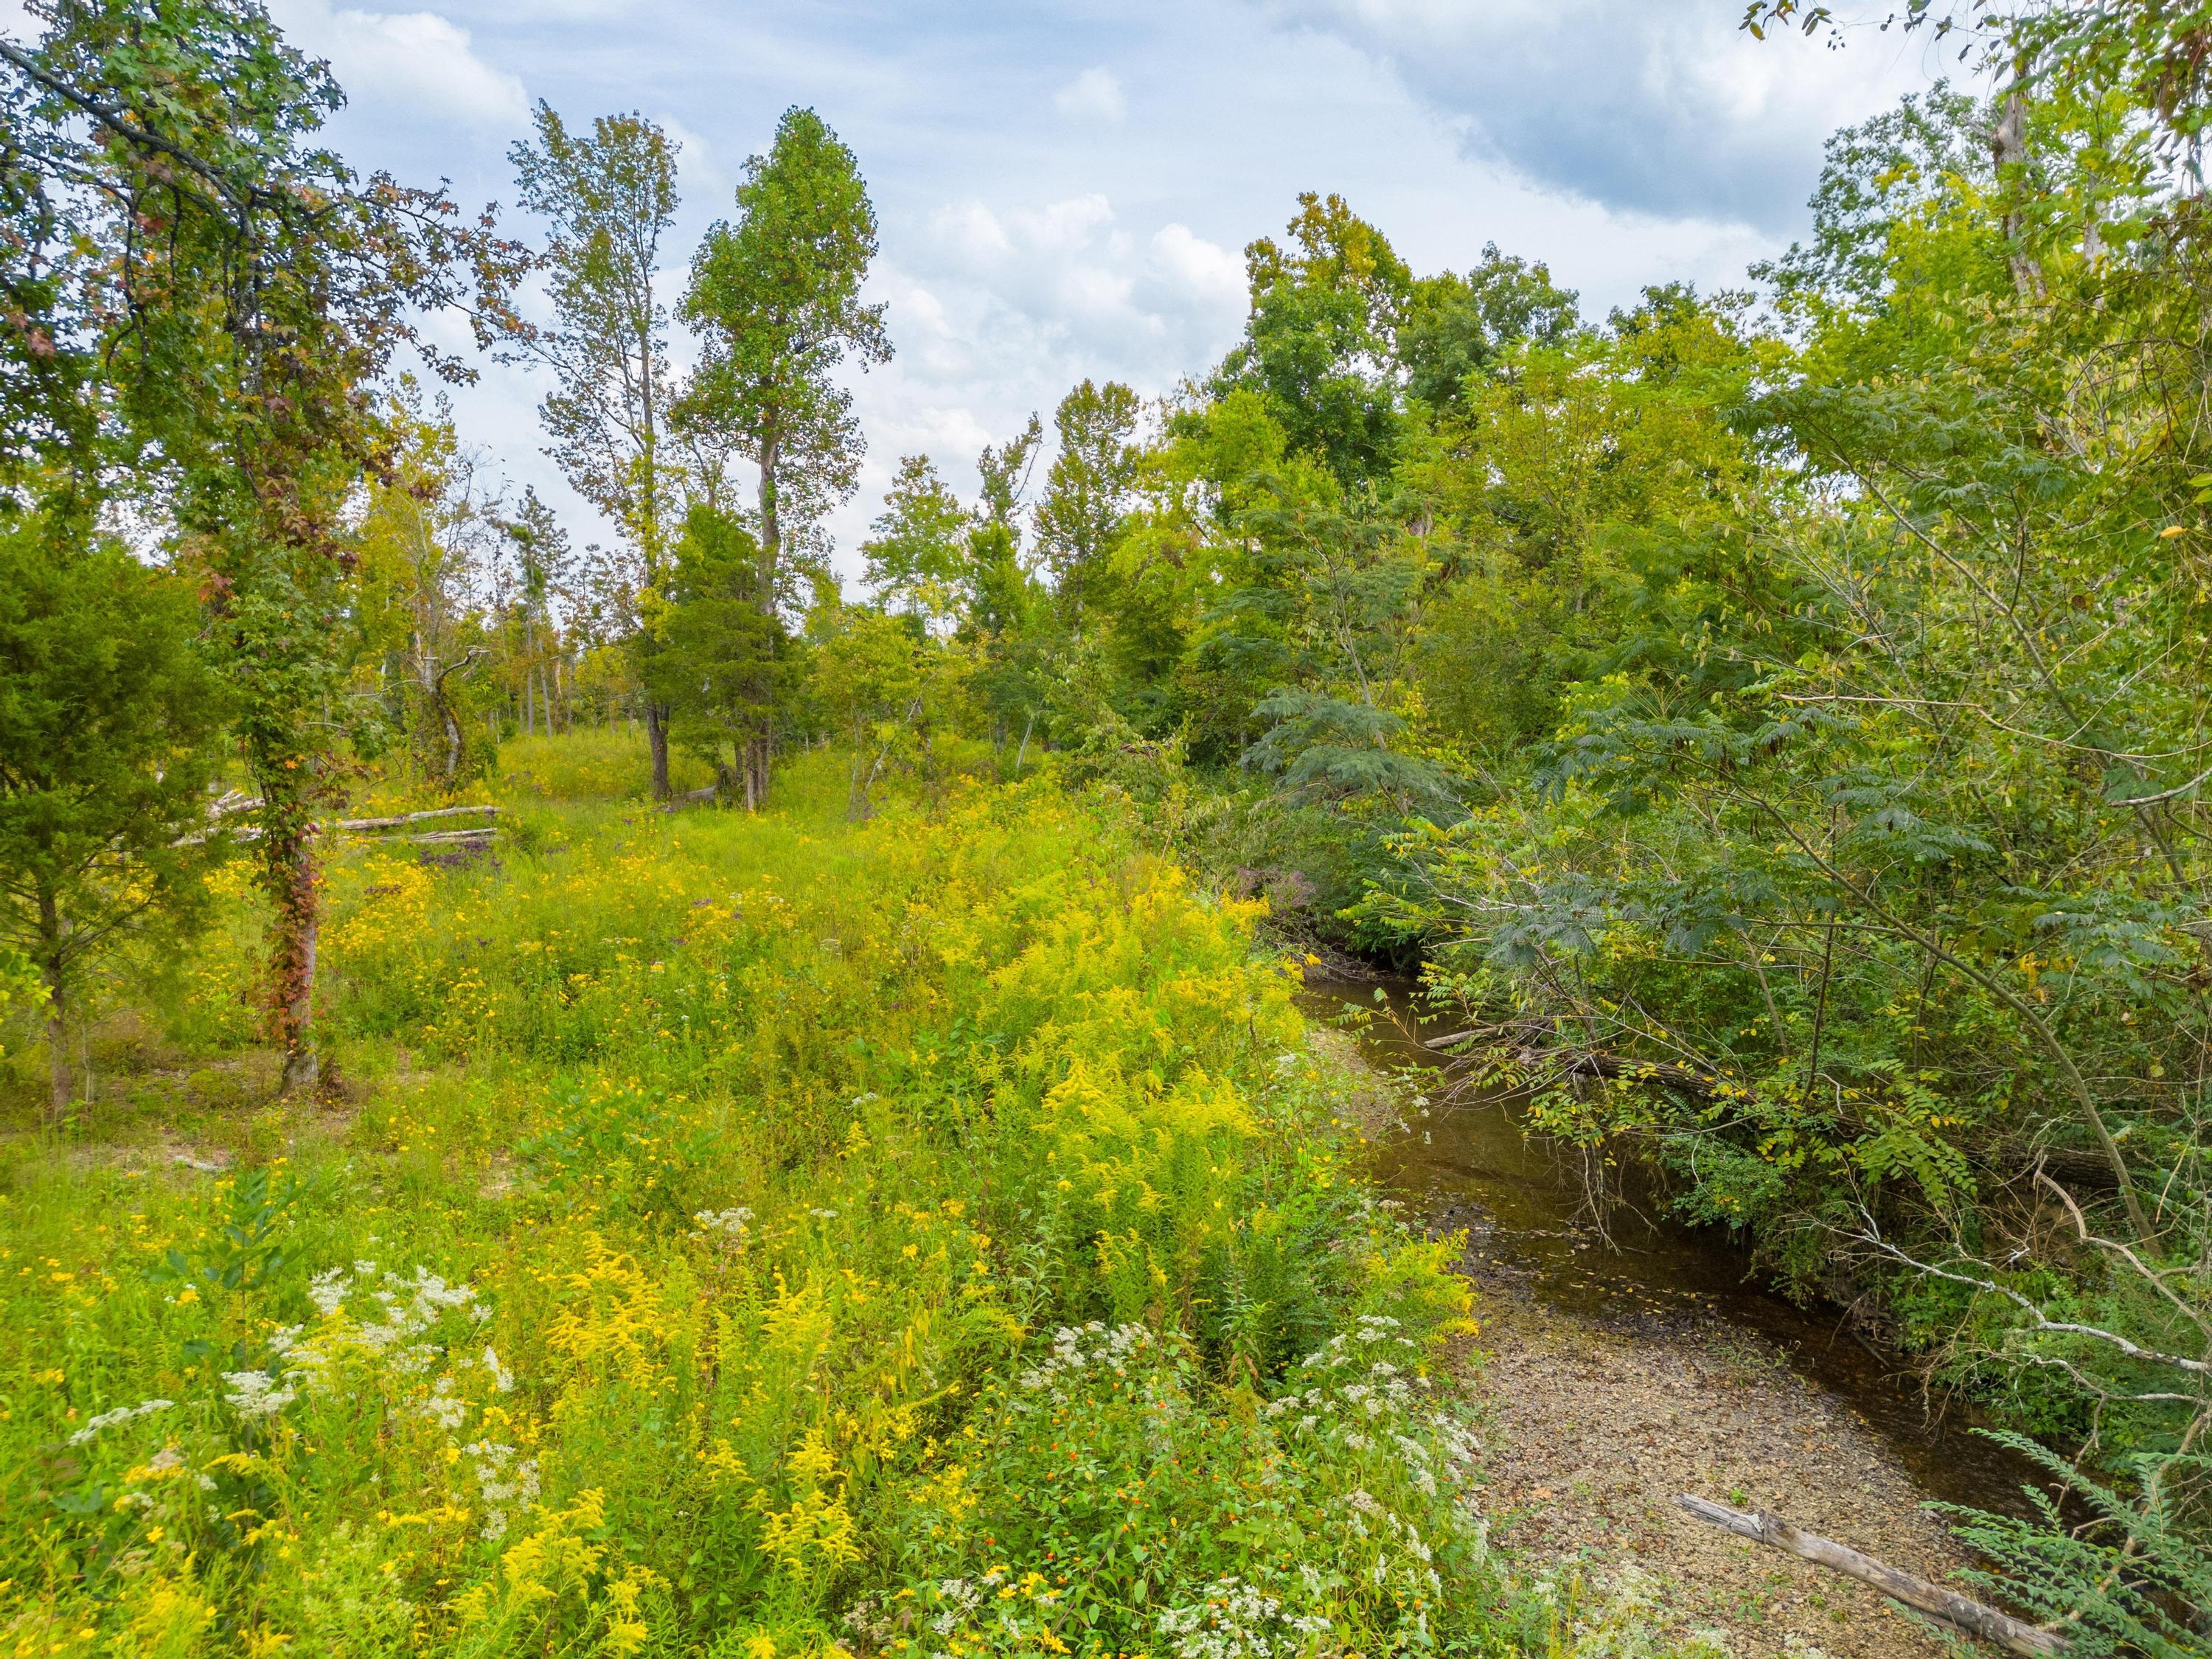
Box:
[245,0,1958,580]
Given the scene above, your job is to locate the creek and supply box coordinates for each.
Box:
[1302,975,2050,1524]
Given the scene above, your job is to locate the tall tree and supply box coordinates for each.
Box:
[680,105,889,806]
[506,102,681,797]
[1034,380,1141,634]
[1214,192,1411,483]
[0,519,229,1120]
[1397,244,1580,414]
[965,416,1055,767]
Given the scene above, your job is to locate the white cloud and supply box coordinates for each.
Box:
[1265,0,1935,229]
[1053,66,1127,125]
[271,1,530,129]
[1147,223,1245,310]
[659,115,727,201]
[813,195,1246,577]
[910,195,1241,378]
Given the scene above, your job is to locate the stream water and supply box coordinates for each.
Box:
[1301,975,2049,1523]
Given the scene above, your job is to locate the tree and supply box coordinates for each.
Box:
[1034,380,1141,634]
[642,504,791,808]
[0,0,524,1094]
[352,389,501,785]
[807,599,967,822]
[497,487,575,737]
[506,102,681,798]
[1397,244,1580,414]
[1214,193,1411,483]
[0,519,228,1119]
[862,454,971,633]
[965,416,1056,768]
[680,105,889,806]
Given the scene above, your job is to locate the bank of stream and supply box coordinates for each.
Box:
[1303,975,2057,1655]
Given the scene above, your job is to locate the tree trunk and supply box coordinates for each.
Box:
[847,748,870,821]
[645,700,672,801]
[270,827,321,1096]
[38,889,67,1124]
[753,423,782,808]
[1991,68,2046,299]
[1676,1497,2064,1656]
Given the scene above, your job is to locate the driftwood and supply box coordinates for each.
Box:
[1676,1495,2064,1656]
[1422,1034,2121,1190]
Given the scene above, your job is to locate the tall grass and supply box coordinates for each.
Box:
[0,743,1688,1658]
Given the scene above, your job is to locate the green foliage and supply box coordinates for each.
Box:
[681,105,888,592]
[1398,246,1580,414]
[1942,1433,2212,1658]
[0,518,229,1112]
[1034,380,1141,633]
[1217,192,1410,483]
[863,456,974,633]
[351,387,506,787]
[645,504,795,797]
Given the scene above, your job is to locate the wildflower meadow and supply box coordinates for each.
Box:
[0,743,1691,1658]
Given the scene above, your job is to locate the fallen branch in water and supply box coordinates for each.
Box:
[1675,1495,2065,1655]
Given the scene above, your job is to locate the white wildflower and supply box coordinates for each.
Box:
[222,1369,296,1419]
[68,1399,173,1447]
[694,1207,753,1243]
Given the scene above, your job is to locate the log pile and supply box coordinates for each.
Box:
[178,799,501,850]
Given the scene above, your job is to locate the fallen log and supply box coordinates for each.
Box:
[178,801,500,846]
[1676,1495,2064,1656]
[332,804,499,832]
[657,785,720,812]
[389,828,498,846]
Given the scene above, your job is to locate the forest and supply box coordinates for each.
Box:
[2,0,2211,1653]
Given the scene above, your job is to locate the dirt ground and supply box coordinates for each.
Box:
[1300,996,1998,1655]
[1455,1278,1973,1658]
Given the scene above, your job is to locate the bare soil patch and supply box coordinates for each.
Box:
[1460,1284,1970,1658]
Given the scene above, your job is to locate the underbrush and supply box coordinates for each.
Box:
[494,728,715,804]
[0,746,1714,1658]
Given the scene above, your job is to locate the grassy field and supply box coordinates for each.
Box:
[0,740,1684,1658]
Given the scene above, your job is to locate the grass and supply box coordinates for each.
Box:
[0,738,1699,1658]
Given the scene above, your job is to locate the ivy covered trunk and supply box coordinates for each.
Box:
[265,822,321,1095]
[219,537,349,1099]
